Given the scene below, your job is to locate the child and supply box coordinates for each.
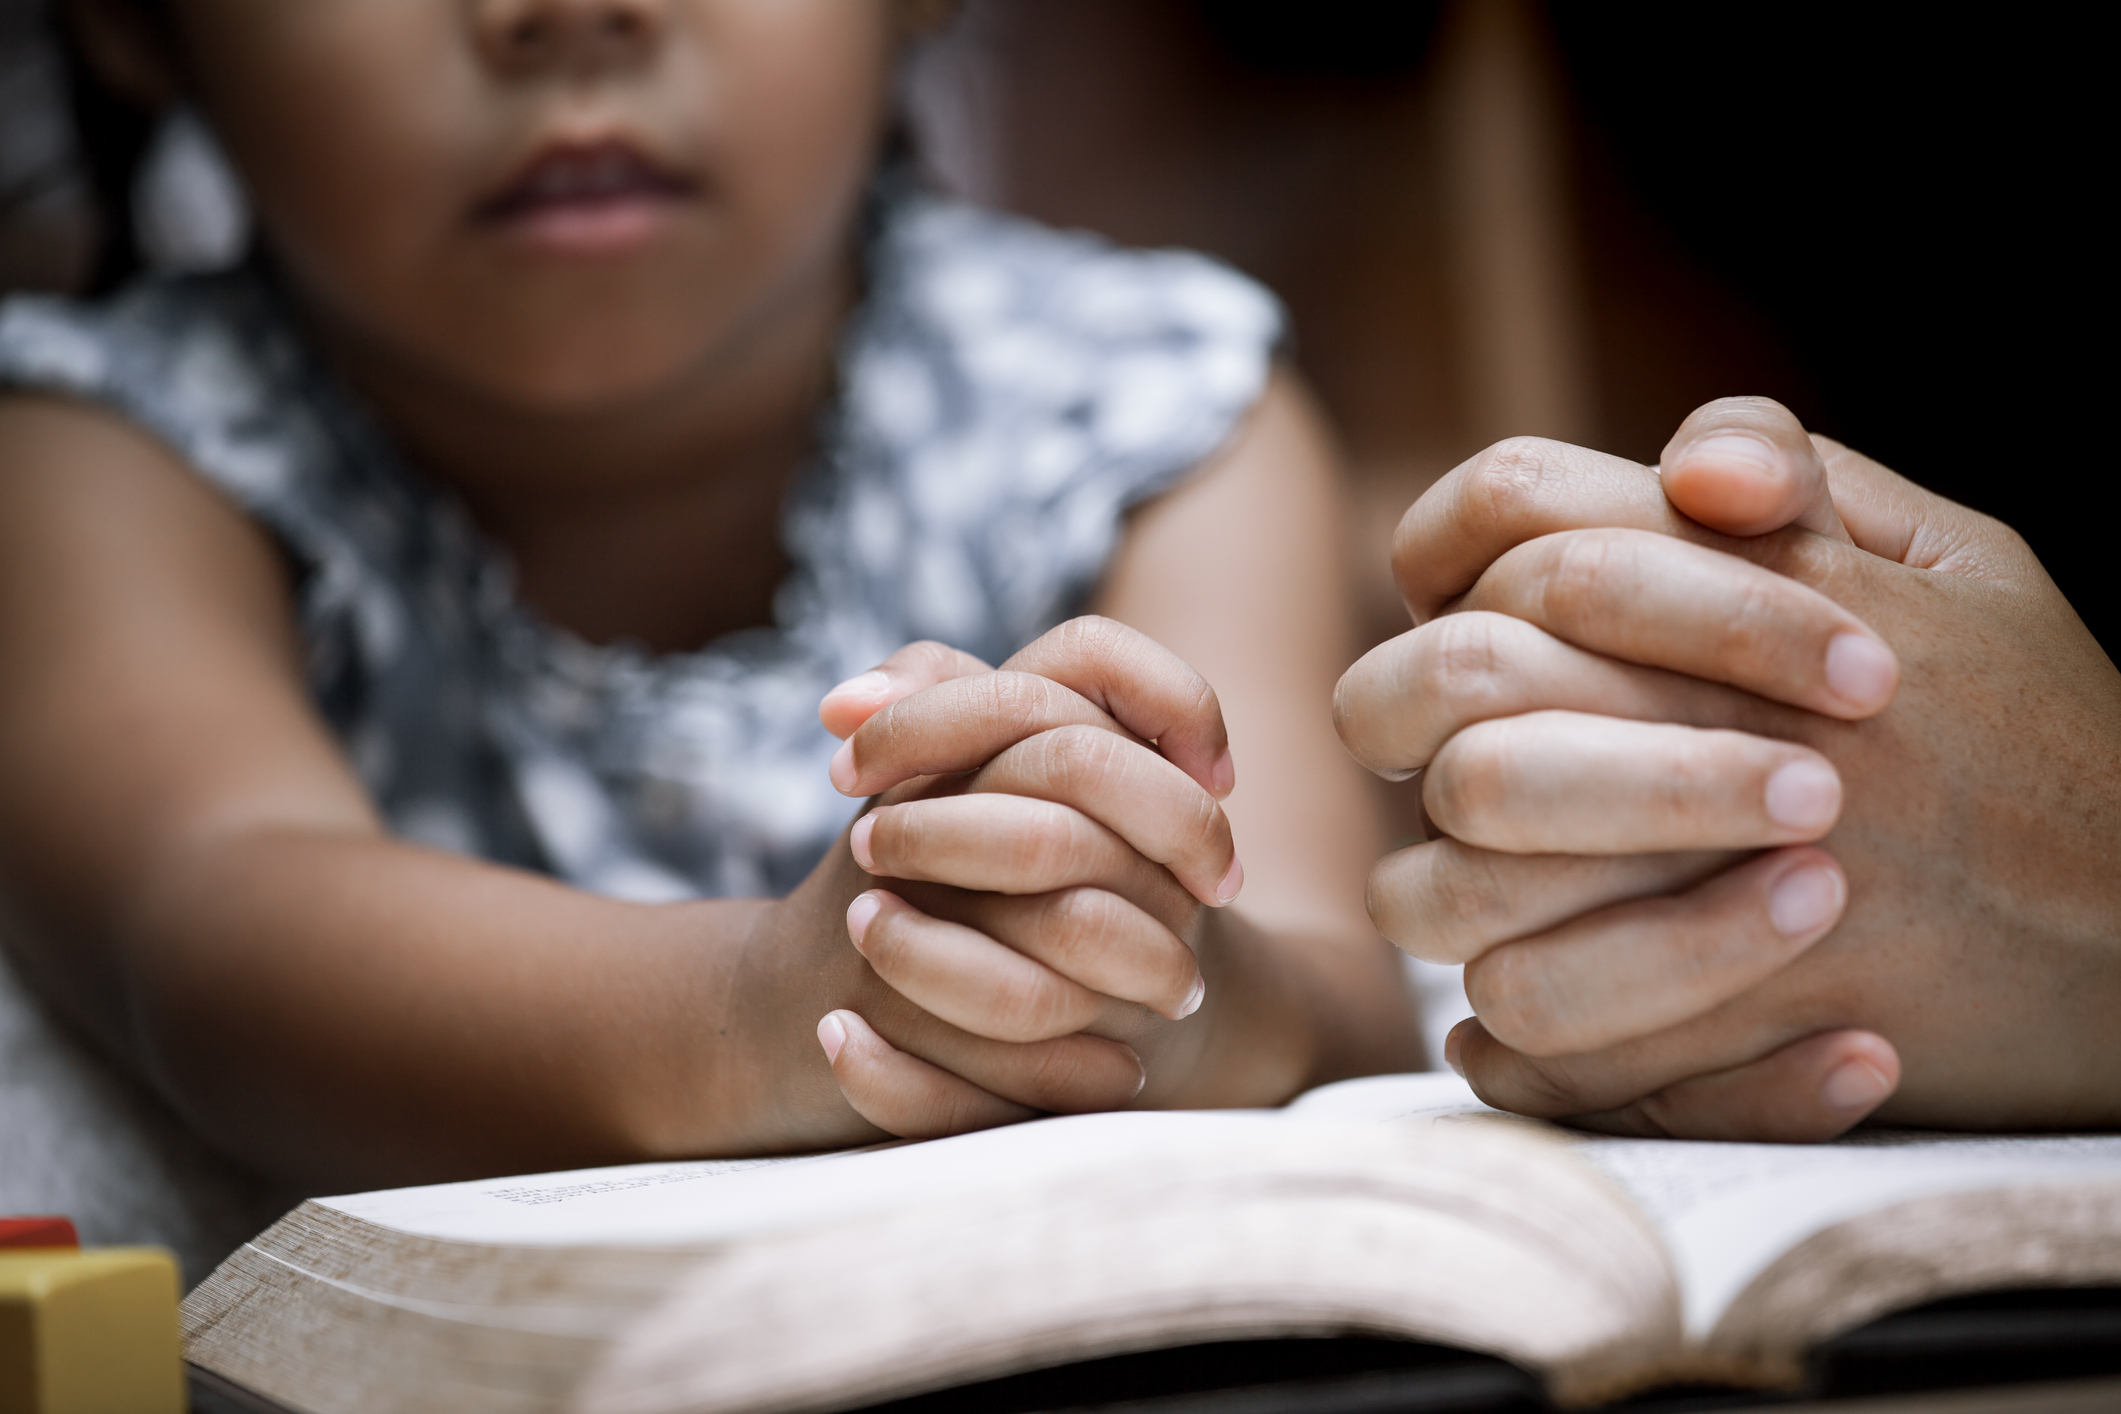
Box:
[0,0,1416,1233]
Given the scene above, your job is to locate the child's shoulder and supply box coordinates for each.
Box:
[862,193,1283,434]
[834,189,1285,518]
[0,268,329,511]
[796,191,1289,660]
[878,191,1282,350]
[0,268,287,407]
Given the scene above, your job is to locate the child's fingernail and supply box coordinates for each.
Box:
[817,1013,848,1064]
[1213,854,1244,906]
[849,814,878,871]
[1764,759,1840,834]
[1824,632,1897,711]
[825,669,890,703]
[1686,433,1777,478]
[1768,861,1844,938]
[1210,748,1236,797]
[829,739,858,794]
[1821,1057,1892,1112]
[1175,976,1206,1019]
[846,891,882,947]
[1443,1020,1468,1076]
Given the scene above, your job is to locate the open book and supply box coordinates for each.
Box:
[178,1074,2121,1414]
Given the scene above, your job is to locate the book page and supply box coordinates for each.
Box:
[319,1109,1308,1248]
[1570,1130,2121,1338]
[1286,1071,2121,1345]
[1283,1070,1500,1122]
[577,1119,1676,1414]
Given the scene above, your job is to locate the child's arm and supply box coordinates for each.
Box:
[810,370,1422,1131]
[0,395,1146,1186]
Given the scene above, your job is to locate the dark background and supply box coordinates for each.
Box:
[1550,5,2111,648]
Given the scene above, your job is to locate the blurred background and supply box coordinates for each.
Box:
[4,0,2108,656]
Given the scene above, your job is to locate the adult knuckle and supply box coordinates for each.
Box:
[1702,566,1793,674]
[1427,731,1509,834]
[1461,1039,1592,1117]
[1423,614,1514,715]
[1465,945,1567,1056]
[1658,733,1737,829]
[1426,847,1514,939]
[1539,531,1623,628]
[1464,437,1566,532]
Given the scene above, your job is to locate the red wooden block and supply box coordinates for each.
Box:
[0,1215,79,1248]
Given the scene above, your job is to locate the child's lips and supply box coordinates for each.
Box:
[475,140,697,255]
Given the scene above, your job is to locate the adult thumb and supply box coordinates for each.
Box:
[1659,396,1851,543]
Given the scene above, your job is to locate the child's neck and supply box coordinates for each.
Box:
[311,263,855,656]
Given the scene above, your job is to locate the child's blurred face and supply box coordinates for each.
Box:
[167,0,903,412]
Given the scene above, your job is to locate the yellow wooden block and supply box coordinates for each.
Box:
[0,1248,183,1414]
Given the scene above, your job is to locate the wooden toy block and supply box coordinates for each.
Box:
[0,1248,184,1414]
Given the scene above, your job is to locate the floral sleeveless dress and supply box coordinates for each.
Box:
[0,190,1281,902]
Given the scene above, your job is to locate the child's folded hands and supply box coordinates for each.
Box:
[806,616,1247,1138]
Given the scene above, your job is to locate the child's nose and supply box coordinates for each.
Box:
[470,0,667,78]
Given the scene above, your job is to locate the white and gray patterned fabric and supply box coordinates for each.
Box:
[0,189,1282,902]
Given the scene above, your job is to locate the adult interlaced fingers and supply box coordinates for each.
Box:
[1366,837,1732,966]
[1335,610,1736,781]
[1458,845,1846,1055]
[1449,1007,1900,1144]
[1392,395,1849,623]
[1426,710,1843,856]
[1458,530,1897,721]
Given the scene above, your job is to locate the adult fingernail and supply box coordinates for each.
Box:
[1825,633,1898,712]
[849,814,878,871]
[829,739,858,794]
[1210,748,1236,797]
[824,669,890,703]
[817,1012,848,1063]
[1443,1021,1467,1076]
[1768,861,1844,938]
[1687,434,1778,478]
[845,891,882,947]
[1821,1057,1892,1112]
[1765,758,1841,834]
[1176,976,1206,1019]
[1213,854,1245,905]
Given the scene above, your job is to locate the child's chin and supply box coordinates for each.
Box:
[467,336,710,417]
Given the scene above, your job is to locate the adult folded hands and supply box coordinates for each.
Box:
[1338,396,2121,1139]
